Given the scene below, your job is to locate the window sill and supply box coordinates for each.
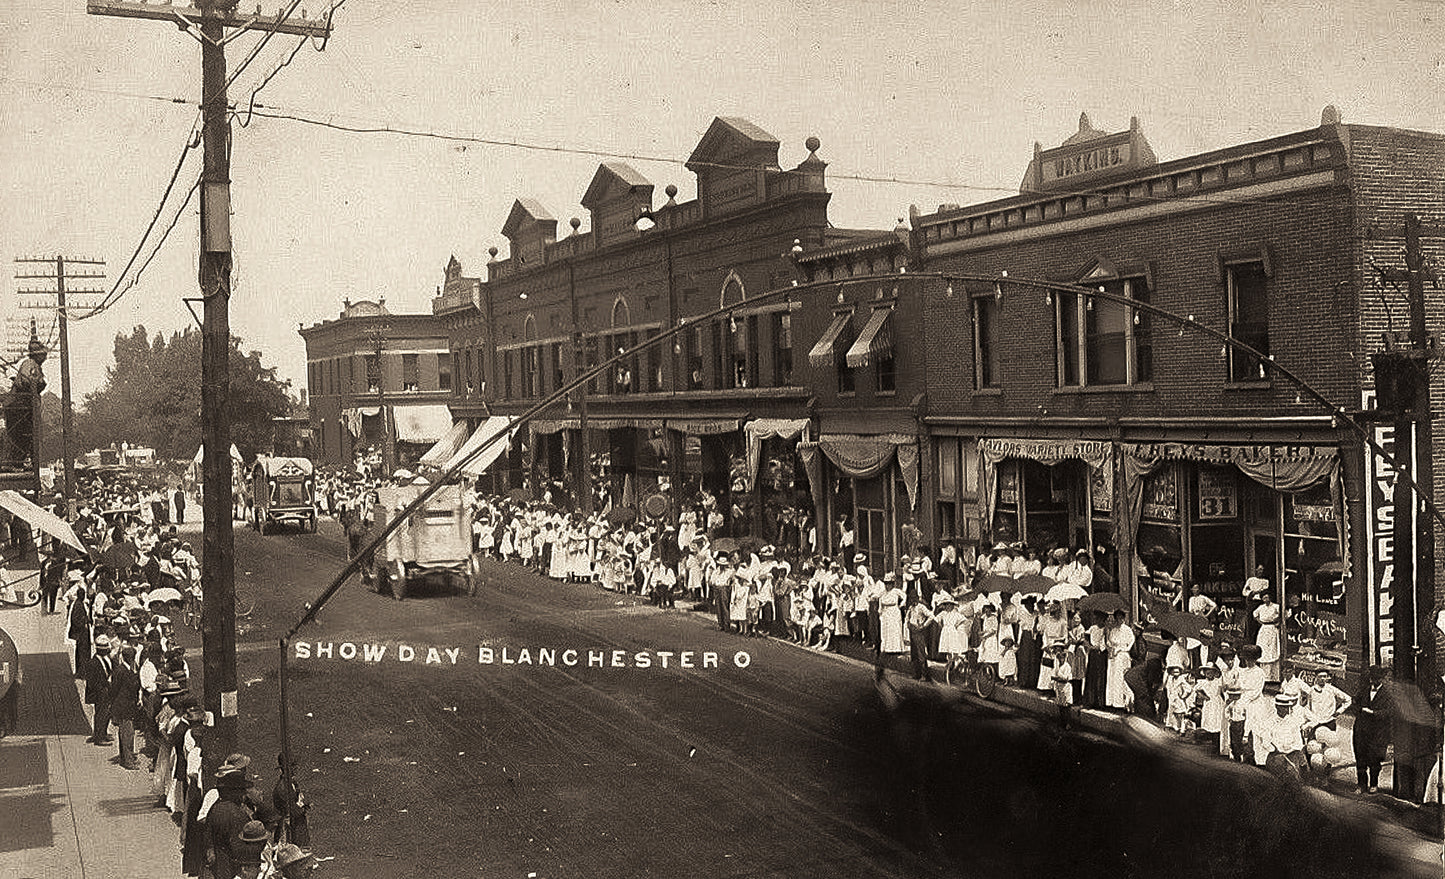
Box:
[972,387,1003,397]
[1222,380,1272,390]
[1052,383,1155,395]
[876,390,898,398]
[838,391,857,399]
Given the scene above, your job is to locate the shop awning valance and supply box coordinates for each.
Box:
[807,312,852,370]
[665,418,741,436]
[844,308,893,369]
[979,437,1113,470]
[589,417,664,431]
[817,432,919,509]
[528,418,580,435]
[444,415,516,477]
[743,418,811,493]
[417,420,470,466]
[392,405,454,444]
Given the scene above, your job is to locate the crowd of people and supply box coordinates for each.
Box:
[421,480,1393,794]
[29,471,319,879]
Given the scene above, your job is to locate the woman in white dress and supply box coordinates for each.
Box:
[1105,610,1137,710]
[877,574,906,655]
[1254,591,1283,682]
[935,597,970,661]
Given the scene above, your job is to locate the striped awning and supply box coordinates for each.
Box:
[807,312,852,370]
[444,416,516,477]
[417,420,470,466]
[845,308,893,369]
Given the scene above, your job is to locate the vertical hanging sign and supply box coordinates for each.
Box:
[1363,389,1417,666]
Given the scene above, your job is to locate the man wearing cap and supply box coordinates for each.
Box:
[85,634,115,745]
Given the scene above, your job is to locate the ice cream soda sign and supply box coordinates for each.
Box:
[293,639,752,671]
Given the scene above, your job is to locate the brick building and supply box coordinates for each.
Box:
[431,117,850,537]
[299,299,452,468]
[897,108,1445,688]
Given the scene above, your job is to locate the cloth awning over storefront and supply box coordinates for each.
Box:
[417,420,470,467]
[806,432,919,509]
[844,308,893,369]
[342,407,383,438]
[807,312,852,370]
[665,418,741,436]
[444,415,516,477]
[392,405,453,444]
[588,417,664,431]
[528,418,580,435]
[743,418,811,493]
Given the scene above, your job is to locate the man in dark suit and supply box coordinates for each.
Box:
[84,634,114,745]
[109,633,142,769]
[1352,663,1394,794]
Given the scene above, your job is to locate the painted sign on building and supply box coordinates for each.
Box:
[1362,389,1416,667]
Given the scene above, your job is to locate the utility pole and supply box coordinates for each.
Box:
[1374,212,1442,802]
[15,256,106,518]
[368,324,395,476]
[88,0,333,758]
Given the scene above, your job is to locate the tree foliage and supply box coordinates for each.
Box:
[78,326,294,461]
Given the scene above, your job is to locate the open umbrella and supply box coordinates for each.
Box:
[507,487,532,503]
[976,573,1017,594]
[710,537,740,554]
[1014,573,1056,594]
[146,587,184,605]
[1044,582,1089,603]
[606,506,638,526]
[1154,610,1212,642]
[1078,591,1129,615]
[96,541,139,571]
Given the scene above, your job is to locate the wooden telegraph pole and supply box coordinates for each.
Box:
[15,255,107,517]
[87,0,333,755]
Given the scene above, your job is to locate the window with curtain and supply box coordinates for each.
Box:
[402,353,419,391]
[1057,278,1152,386]
[973,292,1000,389]
[438,353,451,391]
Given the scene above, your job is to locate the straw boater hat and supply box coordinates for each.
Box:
[1274,692,1298,707]
[93,634,113,653]
[853,553,866,564]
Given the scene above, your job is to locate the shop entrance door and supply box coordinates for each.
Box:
[1249,533,1279,585]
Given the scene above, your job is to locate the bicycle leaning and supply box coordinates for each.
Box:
[942,649,997,700]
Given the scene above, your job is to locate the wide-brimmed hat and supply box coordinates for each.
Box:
[238,820,269,843]
[220,753,252,772]
[274,843,316,869]
[1274,693,1298,707]
[93,634,113,652]
[992,542,1010,552]
[852,553,866,564]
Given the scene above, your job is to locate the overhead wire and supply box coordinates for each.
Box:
[70,121,202,322]
[238,105,1387,213]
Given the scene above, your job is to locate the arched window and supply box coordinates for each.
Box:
[718,272,751,388]
[611,297,631,329]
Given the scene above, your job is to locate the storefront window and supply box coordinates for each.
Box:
[1137,465,1183,621]
[1284,481,1346,675]
[993,461,1019,544]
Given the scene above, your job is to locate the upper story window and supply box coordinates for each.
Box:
[1056,277,1152,387]
[973,291,1000,389]
[550,342,564,393]
[364,354,380,393]
[438,353,452,391]
[1227,261,1270,382]
[773,312,793,386]
[402,353,420,392]
[685,326,704,390]
[521,346,540,397]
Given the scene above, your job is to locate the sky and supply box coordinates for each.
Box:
[1,0,1442,403]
